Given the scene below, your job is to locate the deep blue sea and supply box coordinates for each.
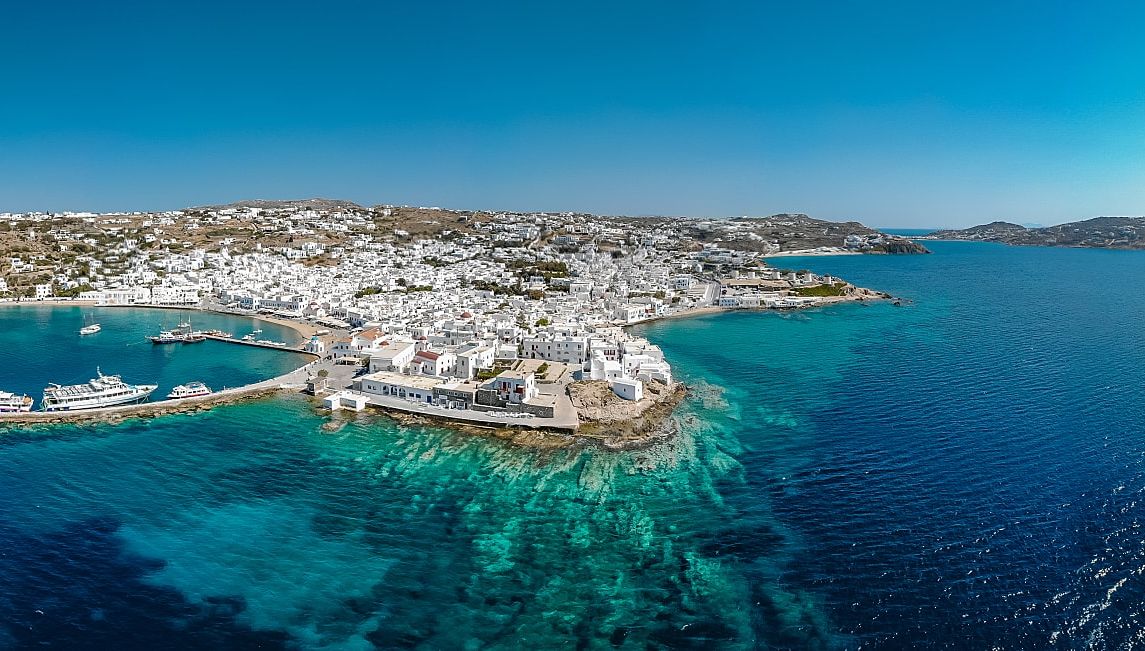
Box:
[2,242,1145,649]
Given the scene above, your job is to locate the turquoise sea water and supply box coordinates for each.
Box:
[0,306,309,402]
[2,242,1145,649]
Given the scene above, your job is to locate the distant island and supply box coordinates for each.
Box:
[924,216,1145,249]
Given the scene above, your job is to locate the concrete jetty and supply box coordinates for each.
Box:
[0,355,320,426]
[201,333,307,352]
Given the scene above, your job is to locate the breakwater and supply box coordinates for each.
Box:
[0,360,318,425]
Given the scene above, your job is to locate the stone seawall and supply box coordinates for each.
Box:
[0,359,317,427]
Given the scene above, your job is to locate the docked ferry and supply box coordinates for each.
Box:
[166,381,213,399]
[41,369,158,412]
[0,391,34,413]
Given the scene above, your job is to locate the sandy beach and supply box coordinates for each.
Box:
[763,248,863,257]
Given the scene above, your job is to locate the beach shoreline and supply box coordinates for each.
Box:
[625,286,891,328]
[763,248,864,257]
[0,299,321,343]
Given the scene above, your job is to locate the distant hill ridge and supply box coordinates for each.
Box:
[175,199,931,254]
[194,198,366,211]
[927,216,1145,249]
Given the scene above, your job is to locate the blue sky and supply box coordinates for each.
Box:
[3,1,1144,227]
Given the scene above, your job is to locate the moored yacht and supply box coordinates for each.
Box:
[166,381,213,399]
[0,391,34,413]
[79,313,101,335]
[149,330,181,344]
[41,369,158,412]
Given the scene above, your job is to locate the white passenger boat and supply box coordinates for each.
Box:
[166,381,213,399]
[0,391,34,413]
[41,369,158,412]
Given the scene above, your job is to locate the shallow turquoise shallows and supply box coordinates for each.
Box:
[2,242,1145,649]
[0,306,309,402]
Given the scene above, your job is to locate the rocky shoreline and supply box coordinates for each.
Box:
[307,379,691,452]
[569,380,690,450]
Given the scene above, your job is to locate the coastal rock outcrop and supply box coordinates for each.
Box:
[568,380,687,449]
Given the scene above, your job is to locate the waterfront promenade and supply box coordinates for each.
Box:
[332,385,580,432]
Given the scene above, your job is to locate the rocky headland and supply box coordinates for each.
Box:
[568,380,688,450]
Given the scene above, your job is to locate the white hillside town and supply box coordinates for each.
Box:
[0,201,898,422]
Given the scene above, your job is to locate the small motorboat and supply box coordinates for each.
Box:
[166,381,213,400]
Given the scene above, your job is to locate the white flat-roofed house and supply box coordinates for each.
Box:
[587,354,624,381]
[589,339,620,362]
[367,340,418,373]
[610,377,644,401]
[631,360,672,385]
[455,344,496,380]
[357,371,440,404]
[88,287,150,305]
[484,370,538,404]
[568,280,593,294]
[331,328,387,360]
[671,275,696,290]
[410,349,457,377]
[150,285,200,305]
[521,334,590,367]
[323,391,369,411]
[613,304,645,323]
